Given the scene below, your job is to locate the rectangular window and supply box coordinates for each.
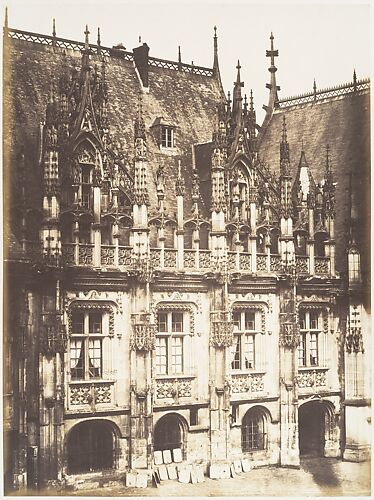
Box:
[298,310,321,367]
[69,311,104,380]
[231,310,258,371]
[156,311,187,375]
[161,127,174,148]
[156,337,168,375]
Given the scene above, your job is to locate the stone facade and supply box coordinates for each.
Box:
[3,20,370,492]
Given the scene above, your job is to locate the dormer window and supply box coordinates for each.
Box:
[161,126,174,148]
[151,117,177,151]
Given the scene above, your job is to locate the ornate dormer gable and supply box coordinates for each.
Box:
[279,116,292,219]
[322,145,336,220]
[292,149,316,225]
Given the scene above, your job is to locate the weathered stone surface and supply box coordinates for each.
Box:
[135,473,148,488]
[162,449,172,464]
[172,448,183,463]
[154,450,163,465]
[241,458,251,472]
[125,472,137,488]
[158,464,168,481]
[234,460,243,474]
[167,464,178,480]
[178,468,191,484]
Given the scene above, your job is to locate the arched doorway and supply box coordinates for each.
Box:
[154,413,187,459]
[66,420,116,474]
[298,401,326,456]
[242,406,268,452]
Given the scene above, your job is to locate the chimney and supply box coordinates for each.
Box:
[133,43,150,88]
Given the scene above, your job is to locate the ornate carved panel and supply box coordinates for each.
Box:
[239,253,251,271]
[256,254,267,271]
[155,377,193,399]
[184,250,196,268]
[164,249,177,268]
[199,250,211,269]
[118,246,132,266]
[150,248,161,268]
[62,243,75,265]
[101,245,115,266]
[230,372,265,393]
[315,256,329,274]
[210,311,233,347]
[270,254,282,272]
[296,368,328,388]
[295,255,309,273]
[227,252,236,271]
[78,244,94,265]
[69,381,113,406]
[130,312,156,351]
[279,322,299,348]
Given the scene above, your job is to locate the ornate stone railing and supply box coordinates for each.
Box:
[184,249,196,268]
[164,249,177,268]
[296,367,328,389]
[198,250,211,269]
[101,245,115,266]
[68,380,115,409]
[230,372,265,394]
[78,244,94,265]
[150,248,162,268]
[315,256,329,275]
[295,255,309,274]
[155,376,195,400]
[118,246,132,266]
[227,251,236,271]
[256,253,267,272]
[270,254,282,272]
[62,243,75,264]
[239,252,251,271]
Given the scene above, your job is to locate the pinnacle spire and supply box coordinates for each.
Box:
[97,27,101,46]
[52,18,56,38]
[260,32,280,135]
[281,114,287,143]
[4,6,8,29]
[213,25,221,80]
[134,92,146,140]
[84,24,90,49]
[280,115,290,169]
[249,89,254,112]
[178,45,181,64]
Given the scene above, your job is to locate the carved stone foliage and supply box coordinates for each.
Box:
[227,252,236,271]
[156,378,192,399]
[230,372,265,393]
[130,313,156,351]
[40,314,67,355]
[296,368,328,388]
[68,301,116,337]
[239,253,251,270]
[279,322,299,348]
[150,248,161,268]
[62,243,75,264]
[199,250,211,269]
[210,311,234,347]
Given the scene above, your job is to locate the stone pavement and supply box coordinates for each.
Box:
[22,458,371,497]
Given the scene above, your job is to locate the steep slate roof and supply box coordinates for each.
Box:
[258,92,371,277]
[4,36,223,220]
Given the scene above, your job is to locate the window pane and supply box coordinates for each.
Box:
[158,313,168,333]
[310,311,319,330]
[310,333,318,366]
[172,312,183,333]
[171,337,183,374]
[156,337,167,375]
[88,339,102,378]
[70,339,84,379]
[245,312,255,331]
[298,334,306,367]
[89,313,102,334]
[72,312,84,334]
[231,335,241,370]
[299,311,306,330]
[244,335,254,369]
[233,312,241,331]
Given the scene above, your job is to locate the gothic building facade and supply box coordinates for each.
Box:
[3,16,371,492]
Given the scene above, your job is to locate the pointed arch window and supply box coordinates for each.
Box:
[348,246,361,283]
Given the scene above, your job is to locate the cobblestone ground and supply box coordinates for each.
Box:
[20,458,371,497]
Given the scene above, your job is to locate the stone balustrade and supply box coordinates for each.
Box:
[67,380,115,410]
[296,367,328,389]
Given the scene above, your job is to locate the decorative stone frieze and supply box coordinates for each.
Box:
[296,368,328,388]
[155,377,193,399]
[346,327,364,354]
[230,372,265,393]
[279,321,299,348]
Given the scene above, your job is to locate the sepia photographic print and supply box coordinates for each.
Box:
[2,0,371,496]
